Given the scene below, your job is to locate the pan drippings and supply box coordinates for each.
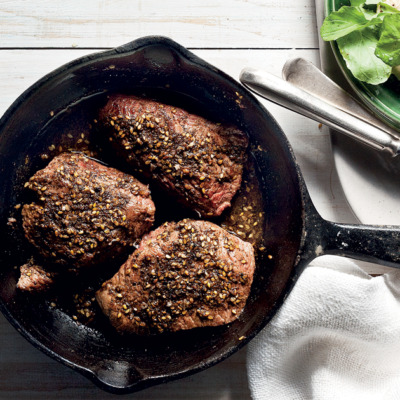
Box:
[11,93,268,330]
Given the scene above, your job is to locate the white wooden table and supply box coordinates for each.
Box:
[0,1,392,398]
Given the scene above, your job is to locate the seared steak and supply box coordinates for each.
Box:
[17,259,58,292]
[98,95,248,217]
[96,219,255,335]
[22,152,155,272]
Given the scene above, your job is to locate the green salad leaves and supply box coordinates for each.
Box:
[321,0,400,84]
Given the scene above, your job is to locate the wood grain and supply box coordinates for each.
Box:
[0,0,318,48]
[0,312,250,399]
[0,1,394,397]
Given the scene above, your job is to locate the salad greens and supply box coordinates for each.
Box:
[321,0,400,84]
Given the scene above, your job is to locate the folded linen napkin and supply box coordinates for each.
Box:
[247,256,400,400]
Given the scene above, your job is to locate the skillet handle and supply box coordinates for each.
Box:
[321,220,400,269]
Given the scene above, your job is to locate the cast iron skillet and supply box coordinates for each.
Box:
[1,36,400,394]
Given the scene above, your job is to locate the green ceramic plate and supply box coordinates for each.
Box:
[325,0,400,132]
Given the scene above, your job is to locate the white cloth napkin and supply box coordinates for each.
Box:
[247,256,400,400]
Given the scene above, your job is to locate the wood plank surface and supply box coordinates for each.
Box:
[0,1,395,398]
[0,311,250,399]
[0,0,318,49]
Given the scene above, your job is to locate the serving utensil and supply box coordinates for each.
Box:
[240,58,400,157]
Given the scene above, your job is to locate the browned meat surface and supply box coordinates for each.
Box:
[96,219,255,335]
[98,95,248,218]
[22,152,155,272]
[17,259,58,292]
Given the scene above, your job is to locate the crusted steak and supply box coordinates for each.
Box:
[96,219,255,335]
[17,259,58,292]
[22,152,155,272]
[98,95,248,218]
